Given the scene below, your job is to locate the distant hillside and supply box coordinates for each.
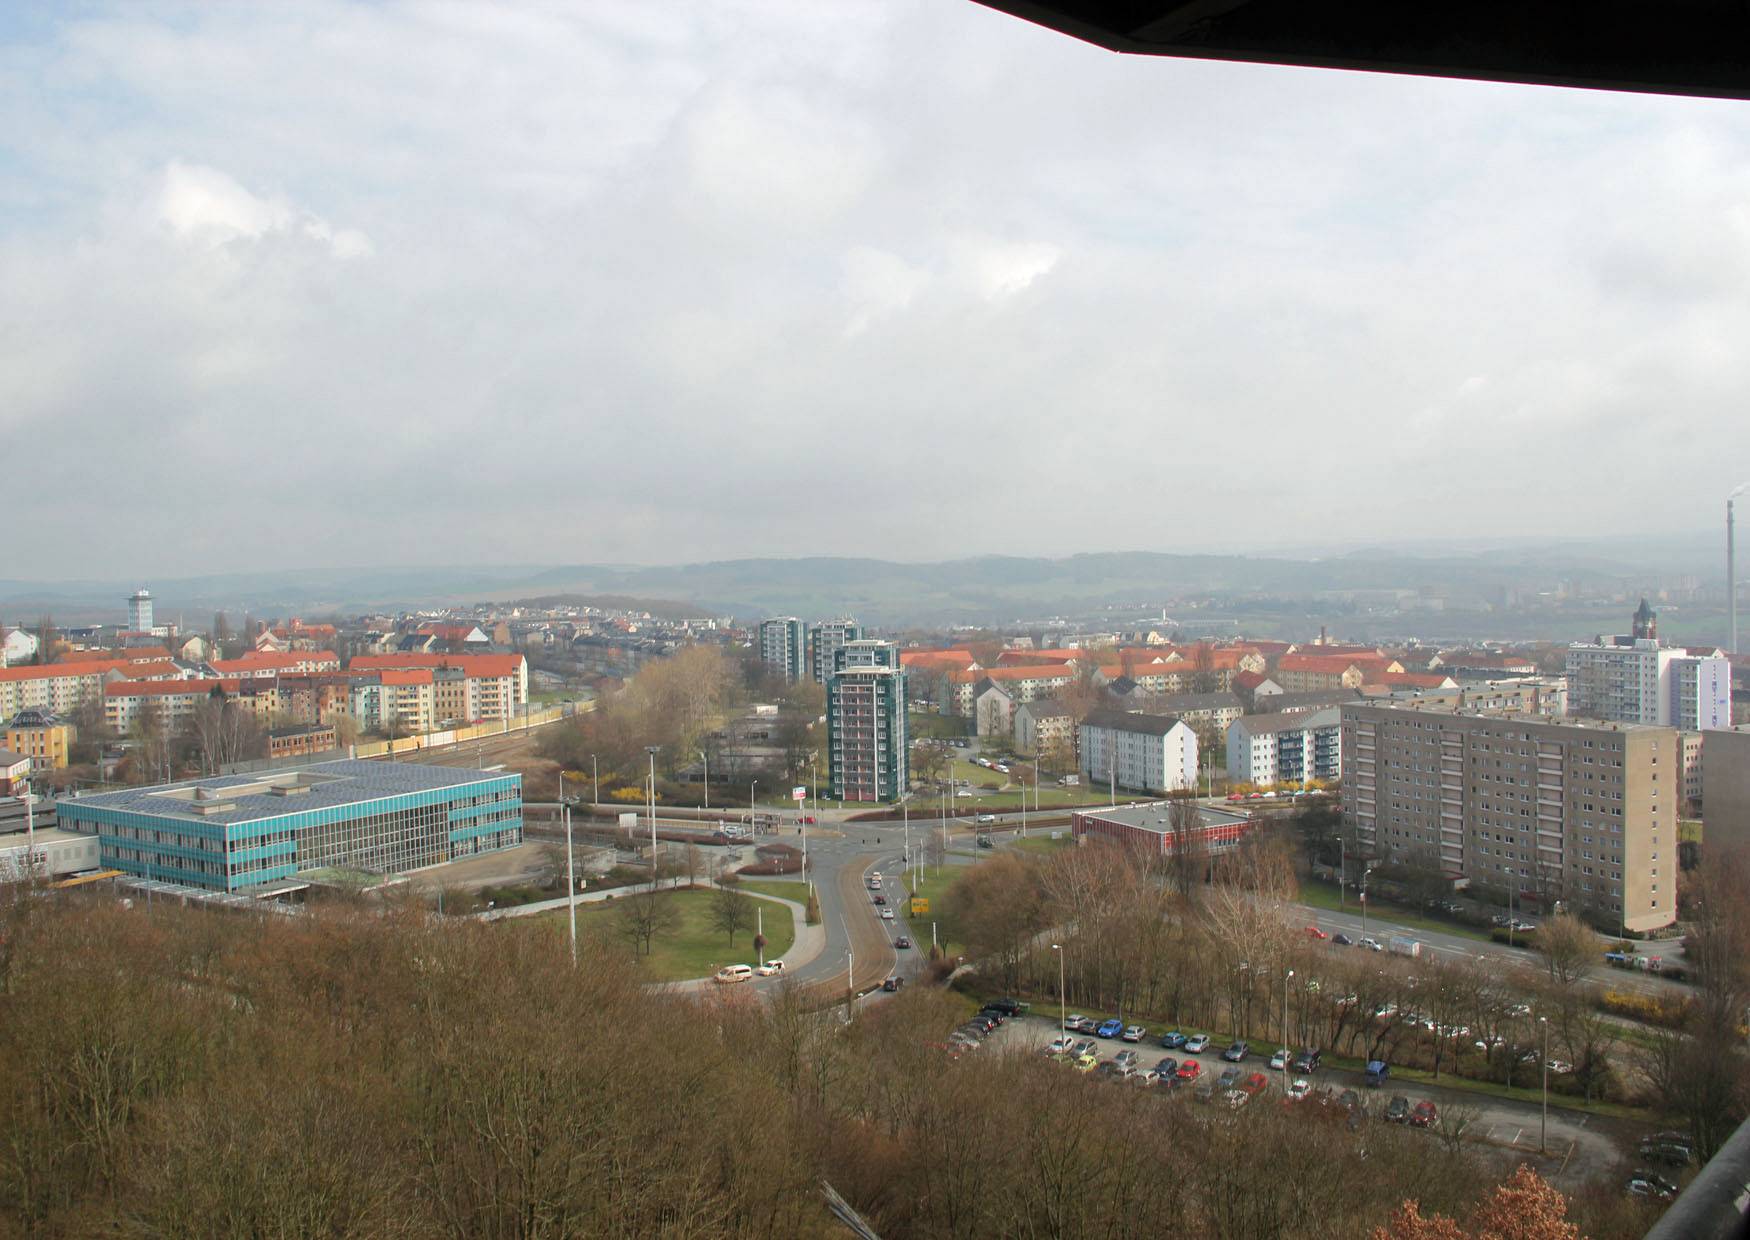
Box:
[0,535,1724,630]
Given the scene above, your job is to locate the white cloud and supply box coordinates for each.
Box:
[1,1,1749,576]
[150,161,372,258]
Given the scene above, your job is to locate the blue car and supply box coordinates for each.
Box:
[1096,1018,1124,1039]
[1160,1030,1188,1049]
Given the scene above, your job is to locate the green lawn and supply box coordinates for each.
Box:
[733,879,810,906]
[1297,878,1496,945]
[542,887,796,982]
[924,758,1096,811]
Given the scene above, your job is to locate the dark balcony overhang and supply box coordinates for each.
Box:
[975,1,1750,101]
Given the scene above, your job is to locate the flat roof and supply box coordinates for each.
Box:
[0,826,94,848]
[1076,802,1252,834]
[58,759,513,826]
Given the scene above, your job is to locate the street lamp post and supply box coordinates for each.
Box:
[1338,836,1345,911]
[699,749,709,811]
[1283,968,1294,1092]
[591,754,599,808]
[1052,943,1066,1033]
[563,793,578,967]
[1361,865,1377,941]
[646,746,660,890]
[1539,1016,1549,1154]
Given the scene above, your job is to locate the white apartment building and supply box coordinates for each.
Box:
[1566,638,1730,729]
[1226,707,1342,787]
[758,618,806,683]
[1079,710,1199,795]
[808,619,863,684]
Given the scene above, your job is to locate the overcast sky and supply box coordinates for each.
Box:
[5,1,1750,579]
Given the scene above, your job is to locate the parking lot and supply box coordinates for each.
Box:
[970,1011,1637,1186]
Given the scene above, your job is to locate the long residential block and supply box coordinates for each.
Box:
[1341,701,1677,933]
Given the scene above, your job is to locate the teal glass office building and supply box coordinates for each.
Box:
[57,760,522,893]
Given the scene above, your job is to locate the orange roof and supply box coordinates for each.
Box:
[114,660,185,680]
[212,651,339,673]
[1299,644,1382,658]
[901,650,977,671]
[1279,654,1365,674]
[375,668,434,687]
[0,663,111,683]
[995,649,1082,666]
[349,653,522,677]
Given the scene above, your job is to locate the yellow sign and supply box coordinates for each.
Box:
[910,897,930,916]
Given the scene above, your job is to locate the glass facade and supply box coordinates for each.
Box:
[56,760,523,893]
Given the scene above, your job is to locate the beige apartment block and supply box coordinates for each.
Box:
[1342,702,1677,933]
[1702,727,1750,865]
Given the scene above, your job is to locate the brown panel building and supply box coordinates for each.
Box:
[1342,702,1677,933]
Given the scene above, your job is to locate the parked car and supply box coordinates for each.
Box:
[1292,1048,1322,1073]
[986,997,1029,1017]
[1287,1078,1312,1101]
[1045,1036,1074,1057]
[1121,1025,1147,1043]
[1114,1049,1140,1071]
[1626,1171,1679,1200]
[1332,933,1353,946]
[713,965,754,984]
[1225,1089,1251,1110]
[1360,937,1383,952]
[894,936,912,949]
[1546,1059,1574,1074]
[1175,1060,1202,1081]
[1640,1140,1695,1167]
[1160,1030,1188,1049]
[1222,1040,1250,1062]
[1242,1072,1269,1096]
[1184,1034,1211,1053]
[1094,1062,1129,1082]
[1364,1060,1391,1087]
[882,976,905,992]
[755,960,786,976]
[1069,1039,1097,1059]
[1217,1067,1242,1091]
[1073,1051,1098,1071]
[1338,1089,1363,1113]
[1064,1014,1090,1032]
[1305,925,1329,940]
[1096,1018,1124,1039]
[1410,1100,1439,1129]
[977,1008,1007,1026]
[1153,1057,1179,1080]
[1268,1048,1289,1071]
[1384,1096,1411,1124]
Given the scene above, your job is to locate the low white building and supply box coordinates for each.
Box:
[1078,709,1199,795]
[2,628,38,667]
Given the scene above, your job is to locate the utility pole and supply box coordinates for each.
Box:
[646,746,660,891]
[1282,968,1294,1093]
[699,749,709,811]
[1538,1016,1550,1154]
[591,754,599,808]
[564,796,577,967]
[1052,943,1066,1033]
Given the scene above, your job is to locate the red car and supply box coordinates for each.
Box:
[1410,1100,1439,1129]
[1175,1060,1202,1081]
[1305,926,1329,940]
[1241,1072,1269,1096]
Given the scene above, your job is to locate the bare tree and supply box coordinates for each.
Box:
[1537,912,1595,989]
[616,890,680,957]
[710,886,755,947]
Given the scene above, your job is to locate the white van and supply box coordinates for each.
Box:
[713,965,754,984]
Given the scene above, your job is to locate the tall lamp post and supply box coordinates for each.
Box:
[699,749,709,811]
[1360,865,1377,942]
[1052,943,1066,1033]
[1338,835,1346,911]
[591,754,599,808]
[1282,968,1294,1092]
[561,785,578,967]
[1538,1015,1550,1154]
[646,746,661,890]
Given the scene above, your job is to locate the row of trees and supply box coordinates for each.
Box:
[539,645,824,802]
[0,891,1650,1238]
[941,829,1732,1119]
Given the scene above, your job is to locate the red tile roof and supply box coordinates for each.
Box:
[211,651,340,673]
[0,663,111,683]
